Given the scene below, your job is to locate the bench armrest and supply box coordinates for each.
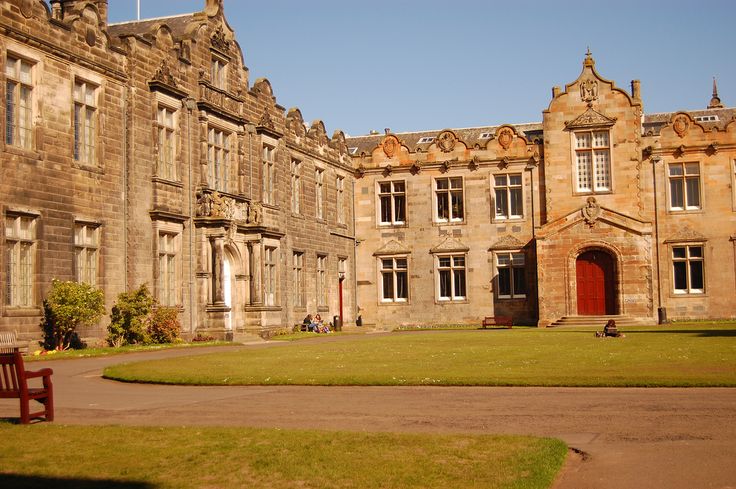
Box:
[25,368,54,379]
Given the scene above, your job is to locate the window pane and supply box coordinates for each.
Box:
[436,178,448,190]
[495,175,507,186]
[396,271,408,299]
[394,195,405,222]
[382,272,394,299]
[437,193,449,219]
[684,163,699,175]
[672,247,686,259]
[513,267,527,295]
[688,246,702,258]
[379,182,391,193]
[439,270,451,298]
[380,196,391,223]
[669,164,683,176]
[689,261,704,290]
[498,268,511,296]
[453,256,465,267]
[453,270,466,297]
[395,258,407,269]
[451,191,463,219]
[450,177,462,189]
[509,174,522,186]
[576,133,591,148]
[593,131,609,147]
[510,188,523,217]
[673,261,687,290]
[495,189,508,217]
[381,259,393,270]
[685,177,700,208]
[393,181,405,192]
[439,257,451,267]
[670,179,684,209]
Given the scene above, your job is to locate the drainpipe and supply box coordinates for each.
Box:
[123,79,129,289]
[185,97,197,334]
[651,155,665,323]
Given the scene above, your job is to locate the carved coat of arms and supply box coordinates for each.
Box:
[582,197,602,226]
[436,131,456,153]
[497,127,513,151]
[580,79,599,104]
[673,115,689,138]
[382,135,399,158]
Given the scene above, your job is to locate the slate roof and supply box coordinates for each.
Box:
[108,14,197,41]
[346,108,735,154]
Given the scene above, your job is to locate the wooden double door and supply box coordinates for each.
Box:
[576,250,616,315]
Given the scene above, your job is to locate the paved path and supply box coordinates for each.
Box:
[3,343,736,489]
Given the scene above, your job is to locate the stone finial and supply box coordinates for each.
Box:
[583,47,595,68]
[708,77,724,109]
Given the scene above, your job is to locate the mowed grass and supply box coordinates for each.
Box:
[103,324,736,387]
[0,424,566,489]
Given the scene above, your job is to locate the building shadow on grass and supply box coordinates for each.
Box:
[625,329,736,337]
[0,475,154,489]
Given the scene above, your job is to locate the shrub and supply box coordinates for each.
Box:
[107,284,155,347]
[146,307,181,344]
[41,280,105,350]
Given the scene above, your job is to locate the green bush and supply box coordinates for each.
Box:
[147,307,181,344]
[41,280,105,350]
[107,285,155,347]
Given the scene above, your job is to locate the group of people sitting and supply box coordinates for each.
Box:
[303,314,331,334]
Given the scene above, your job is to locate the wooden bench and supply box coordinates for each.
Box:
[0,351,54,424]
[481,316,513,329]
[0,331,29,354]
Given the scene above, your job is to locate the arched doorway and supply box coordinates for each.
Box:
[576,250,616,315]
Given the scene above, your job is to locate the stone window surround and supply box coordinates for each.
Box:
[669,243,705,296]
[315,167,324,220]
[154,221,183,307]
[434,252,467,302]
[3,43,41,155]
[570,128,614,195]
[493,250,527,299]
[379,255,409,303]
[433,175,465,224]
[292,250,305,308]
[4,209,39,310]
[377,179,407,227]
[152,92,181,182]
[667,160,702,213]
[316,253,328,308]
[261,134,278,206]
[74,219,100,287]
[70,65,104,171]
[492,172,524,221]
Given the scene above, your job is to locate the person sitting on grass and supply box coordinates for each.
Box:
[311,314,323,333]
[596,319,624,338]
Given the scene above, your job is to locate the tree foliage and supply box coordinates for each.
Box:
[41,279,105,350]
[107,284,181,346]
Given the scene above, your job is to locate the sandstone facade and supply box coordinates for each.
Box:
[348,52,735,328]
[1,0,356,342]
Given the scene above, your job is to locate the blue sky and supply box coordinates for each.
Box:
[102,0,734,136]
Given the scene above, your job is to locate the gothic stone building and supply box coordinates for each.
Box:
[2,2,735,343]
[347,53,735,328]
[1,0,357,342]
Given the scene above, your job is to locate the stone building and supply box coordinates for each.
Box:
[1,0,356,342]
[348,52,735,328]
[2,1,734,342]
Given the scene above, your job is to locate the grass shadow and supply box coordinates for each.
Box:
[0,474,153,489]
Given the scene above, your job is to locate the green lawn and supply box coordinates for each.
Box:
[104,324,736,387]
[24,341,231,362]
[0,425,566,489]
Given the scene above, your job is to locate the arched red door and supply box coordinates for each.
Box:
[576,250,616,315]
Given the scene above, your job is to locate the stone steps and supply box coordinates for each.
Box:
[548,315,653,327]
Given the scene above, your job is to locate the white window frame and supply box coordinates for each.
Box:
[291,159,301,214]
[156,104,177,181]
[493,173,523,220]
[668,162,701,211]
[315,168,324,219]
[378,180,406,226]
[5,213,36,307]
[208,127,230,192]
[316,254,327,307]
[5,54,34,149]
[293,251,305,307]
[74,222,99,286]
[73,79,98,166]
[434,177,464,223]
[436,254,466,302]
[380,256,408,303]
[262,143,276,205]
[495,252,526,299]
[671,244,705,295]
[574,129,611,193]
[336,175,345,224]
[264,245,278,306]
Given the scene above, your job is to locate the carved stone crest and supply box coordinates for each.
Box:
[582,196,602,226]
[20,0,34,18]
[436,130,456,153]
[497,127,513,151]
[211,26,231,52]
[673,115,689,138]
[258,110,275,130]
[382,135,399,158]
[354,165,366,179]
[580,79,599,104]
[151,59,178,87]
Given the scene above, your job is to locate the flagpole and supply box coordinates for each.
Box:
[137,0,141,20]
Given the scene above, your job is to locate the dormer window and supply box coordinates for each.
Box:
[417,136,434,144]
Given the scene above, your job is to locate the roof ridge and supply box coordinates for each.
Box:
[109,12,195,27]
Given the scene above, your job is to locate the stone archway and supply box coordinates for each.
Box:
[576,249,616,315]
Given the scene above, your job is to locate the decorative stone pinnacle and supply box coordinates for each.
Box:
[708,77,724,109]
[584,47,595,68]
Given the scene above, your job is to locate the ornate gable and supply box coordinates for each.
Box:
[664,226,708,243]
[430,236,469,254]
[565,107,617,130]
[373,240,411,256]
[489,235,526,250]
